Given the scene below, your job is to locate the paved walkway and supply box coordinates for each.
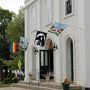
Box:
[0,87,32,90]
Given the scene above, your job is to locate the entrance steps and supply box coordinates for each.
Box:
[12,80,82,90]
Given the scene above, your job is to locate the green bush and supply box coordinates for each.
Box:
[3,77,12,84]
[11,73,16,78]
[12,76,19,83]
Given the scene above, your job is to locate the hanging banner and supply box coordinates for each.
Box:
[20,37,29,51]
[48,22,67,36]
[34,31,47,46]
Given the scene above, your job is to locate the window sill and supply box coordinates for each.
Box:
[45,22,53,27]
[64,12,74,19]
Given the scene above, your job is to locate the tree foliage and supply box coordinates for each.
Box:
[0,35,10,60]
[0,7,13,60]
[3,53,24,70]
[0,7,13,37]
[7,7,24,42]
[6,7,25,70]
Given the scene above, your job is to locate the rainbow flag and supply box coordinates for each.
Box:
[9,41,18,53]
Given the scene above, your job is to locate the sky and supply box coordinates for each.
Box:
[0,0,24,14]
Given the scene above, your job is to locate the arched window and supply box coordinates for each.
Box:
[66,37,74,81]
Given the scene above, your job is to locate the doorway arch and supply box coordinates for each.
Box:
[45,38,54,49]
[66,37,74,81]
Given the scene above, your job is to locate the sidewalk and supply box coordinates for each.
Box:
[0,87,32,90]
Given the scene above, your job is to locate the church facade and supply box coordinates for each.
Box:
[24,0,90,88]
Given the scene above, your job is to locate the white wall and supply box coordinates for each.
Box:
[84,0,90,87]
[24,0,87,87]
[60,0,86,86]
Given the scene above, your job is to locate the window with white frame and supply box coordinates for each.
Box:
[65,0,73,16]
[45,0,53,25]
[31,6,37,31]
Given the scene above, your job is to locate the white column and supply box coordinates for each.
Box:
[37,0,41,31]
[24,7,33,82]
[77,0,86,86]
[24,50,30,82]
[34,0,41,81]
[24,7,28,82]
[53,0,60,22]
[25,38,33,82]
[54,36,62,83]
[36,50,40,81]
[53,0,62,83]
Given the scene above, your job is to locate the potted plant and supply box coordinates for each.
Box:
[62,78,71,90]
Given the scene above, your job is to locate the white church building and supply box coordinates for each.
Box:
[24,0,90,88]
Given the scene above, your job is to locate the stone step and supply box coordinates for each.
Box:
[12,80,82,90]
[12,83,61,90]
[19,80,62,89]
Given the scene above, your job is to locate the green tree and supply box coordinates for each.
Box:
[3,54,24,70]
[6,7,25,70]
[7,7,24,41]
[0,7,13,37]
[0,35,10,60]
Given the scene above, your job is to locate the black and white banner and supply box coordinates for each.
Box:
[35,31,47,46]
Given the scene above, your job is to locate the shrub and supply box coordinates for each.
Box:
[11,73,15,78]
[3,77,12,84]
[12,76,19,83]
